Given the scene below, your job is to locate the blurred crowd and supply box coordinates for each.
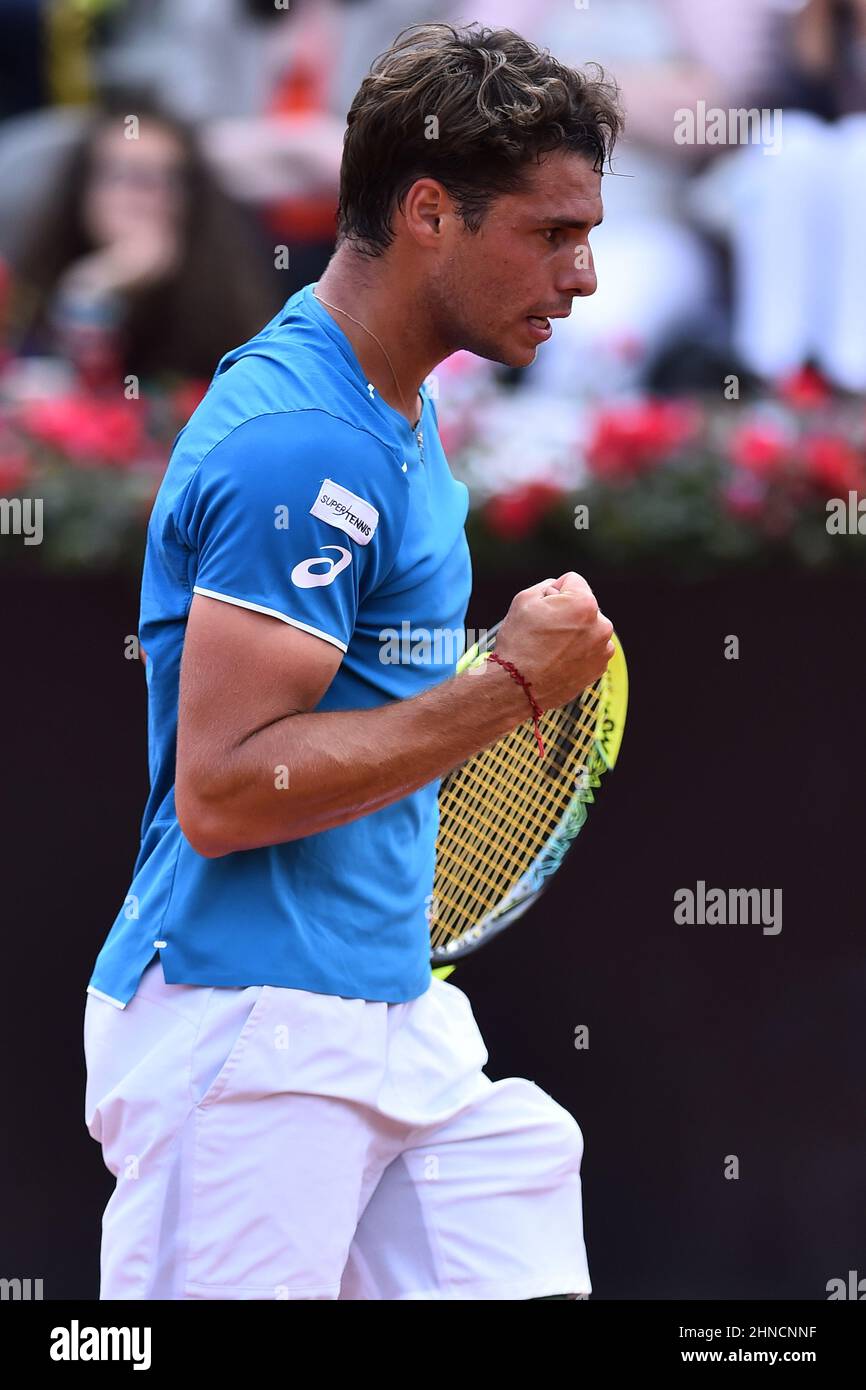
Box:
[2,0,866,401]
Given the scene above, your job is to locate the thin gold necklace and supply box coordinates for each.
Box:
[312,285,424,466]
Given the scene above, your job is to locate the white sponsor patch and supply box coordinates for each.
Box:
[309,478,379,545]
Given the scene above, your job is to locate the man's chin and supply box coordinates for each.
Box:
[498,343,540,369]
[458,336,537,370]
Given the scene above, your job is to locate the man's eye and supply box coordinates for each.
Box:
[541,228,559,243]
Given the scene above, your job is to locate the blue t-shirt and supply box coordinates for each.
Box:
[86,282,472,1008]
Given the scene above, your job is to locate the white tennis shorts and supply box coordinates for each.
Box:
[83,957,591,1300]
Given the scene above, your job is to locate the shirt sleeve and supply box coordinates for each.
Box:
[175,410,409,653]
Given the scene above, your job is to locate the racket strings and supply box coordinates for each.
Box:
[438,698,601,851]
[431,680,606,947]
[433,750,599,944]
[437,700,592,853]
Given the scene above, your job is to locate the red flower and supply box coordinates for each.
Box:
[778,365,831,410]
[801,435,864,494]
[729,424,790,478]
[18,394,146,467]
[722,472,768,519]
[586,400,700,479]
[484,481,564,540]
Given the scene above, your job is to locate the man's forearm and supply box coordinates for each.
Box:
[192,659,531,856]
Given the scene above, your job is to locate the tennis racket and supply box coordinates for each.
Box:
[430,621,628,979]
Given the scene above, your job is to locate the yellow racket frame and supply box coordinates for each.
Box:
[431,630,628,980]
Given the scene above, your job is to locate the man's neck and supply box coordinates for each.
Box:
[314,247,442,428]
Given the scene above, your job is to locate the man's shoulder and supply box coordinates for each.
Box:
[161,389,405,511]
[152,400,410,559]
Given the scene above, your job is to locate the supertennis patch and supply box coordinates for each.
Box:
[309,478,379,545]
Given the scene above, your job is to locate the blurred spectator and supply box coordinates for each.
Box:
[1,1,455,299]
[690,0,866,391]
[768,0,866,117]
[7,104,280,384]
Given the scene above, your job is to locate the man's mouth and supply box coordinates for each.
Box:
[526,315,552,340]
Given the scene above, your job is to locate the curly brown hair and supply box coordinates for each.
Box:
[337,21,623,259]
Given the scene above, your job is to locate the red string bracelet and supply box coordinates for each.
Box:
[487,652,546,759]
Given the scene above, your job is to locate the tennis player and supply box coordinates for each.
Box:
[84,22,622,1300]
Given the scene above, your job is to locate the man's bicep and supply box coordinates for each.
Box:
[176,593,344,807]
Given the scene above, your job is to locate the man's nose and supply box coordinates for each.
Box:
[561,245,597,298]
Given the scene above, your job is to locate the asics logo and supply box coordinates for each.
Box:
[290,545,352,588]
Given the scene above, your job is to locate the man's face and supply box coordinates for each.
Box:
[432,148,603,367]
